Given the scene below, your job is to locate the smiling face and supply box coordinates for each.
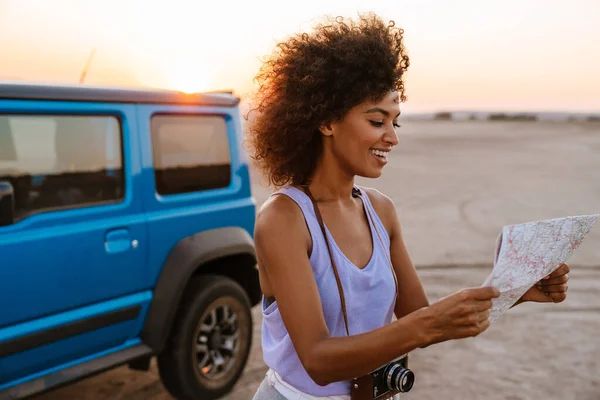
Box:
[320,90,401,179]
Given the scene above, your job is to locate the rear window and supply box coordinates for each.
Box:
[150,114,231,195]
[0,114,124,220]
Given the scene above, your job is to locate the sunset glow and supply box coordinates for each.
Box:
[1,0,599,113]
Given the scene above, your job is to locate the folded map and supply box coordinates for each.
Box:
[481,214,599,323]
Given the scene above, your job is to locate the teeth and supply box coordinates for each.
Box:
[371,149,389,159]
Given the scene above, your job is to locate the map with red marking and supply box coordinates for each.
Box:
[482,214,599,323]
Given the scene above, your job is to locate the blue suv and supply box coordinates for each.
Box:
[0,82,260,399]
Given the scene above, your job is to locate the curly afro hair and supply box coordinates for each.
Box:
[246,12,410,188]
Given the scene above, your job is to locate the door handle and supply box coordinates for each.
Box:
[105,228,134,254]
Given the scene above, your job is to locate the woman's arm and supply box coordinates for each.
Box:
[255,194,498,386]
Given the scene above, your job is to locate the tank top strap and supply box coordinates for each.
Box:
[353,185,391,252]
[270,185,322,221]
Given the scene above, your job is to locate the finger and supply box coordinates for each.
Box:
[466,299,494,313]
[478,299,494,311]
[456,320,490,338]
[479,319,491,333]
[539,284,568,293]
[453,315,475,327]
[545,263,570,279]
[469,287,500,300]
[455,311,483,327]
[456,308,491,327]
[478,310,491,323]
[549,292,567,303]
[471,319,490,336]
[537,274,568,286]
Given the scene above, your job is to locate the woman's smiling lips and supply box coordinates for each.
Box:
[370,148,390,164]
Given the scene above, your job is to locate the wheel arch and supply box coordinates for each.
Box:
[141,227,259,354]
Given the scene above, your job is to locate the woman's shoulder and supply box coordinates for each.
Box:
[358,186,399,236]
[255,188,313,265]
[255,187,310,240]
[359,186,396,217]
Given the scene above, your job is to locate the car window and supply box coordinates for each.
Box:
[0,114,124,221]
[150,114,231,195]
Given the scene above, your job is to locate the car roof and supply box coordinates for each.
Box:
[0,81,240,107]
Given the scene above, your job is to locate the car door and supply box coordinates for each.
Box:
[0,100,150,386]
[135,104,255,289]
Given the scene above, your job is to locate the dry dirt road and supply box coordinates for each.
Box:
[35,120,600,400]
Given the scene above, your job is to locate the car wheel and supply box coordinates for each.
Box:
[157,275,253,400]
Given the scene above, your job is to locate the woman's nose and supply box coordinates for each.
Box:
[384,128,399,146]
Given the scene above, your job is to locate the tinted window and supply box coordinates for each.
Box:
[151,115,231,195]
[0,115,124,221]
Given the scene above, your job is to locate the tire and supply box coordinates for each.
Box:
[157,275,253,400]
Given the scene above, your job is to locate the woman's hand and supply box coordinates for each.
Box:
[415,286,500,346]
[519,263,570,304]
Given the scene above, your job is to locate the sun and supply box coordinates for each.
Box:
[166,67,211,94]
[162,56,213,94]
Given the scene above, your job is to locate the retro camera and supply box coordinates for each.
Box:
[351,355,414,400]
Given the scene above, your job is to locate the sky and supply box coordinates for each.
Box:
[1,0,599,113]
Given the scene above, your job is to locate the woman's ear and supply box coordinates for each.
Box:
[318,122,334,137]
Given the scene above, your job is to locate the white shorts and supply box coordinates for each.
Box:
[263,369,400,400]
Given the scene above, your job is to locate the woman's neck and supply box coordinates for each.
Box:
[306,153,355,203]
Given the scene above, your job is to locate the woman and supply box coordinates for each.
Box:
[246,13,570,400]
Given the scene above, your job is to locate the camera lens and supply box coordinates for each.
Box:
[384,363,415,393]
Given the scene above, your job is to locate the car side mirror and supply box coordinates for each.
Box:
[0,181,15,226]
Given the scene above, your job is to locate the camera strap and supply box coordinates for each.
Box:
[302,185,399,337]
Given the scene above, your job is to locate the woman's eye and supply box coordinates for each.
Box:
[369,120,401,128]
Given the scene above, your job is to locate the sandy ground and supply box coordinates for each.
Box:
[35,120,600,400]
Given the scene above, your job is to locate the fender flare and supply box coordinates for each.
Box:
[141,227,256,353]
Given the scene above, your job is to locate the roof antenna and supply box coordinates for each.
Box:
[79,48,97,84]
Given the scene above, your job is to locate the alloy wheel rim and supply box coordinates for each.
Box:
[194,301,241,381]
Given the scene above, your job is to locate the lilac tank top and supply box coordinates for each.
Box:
[260,185,397,396]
